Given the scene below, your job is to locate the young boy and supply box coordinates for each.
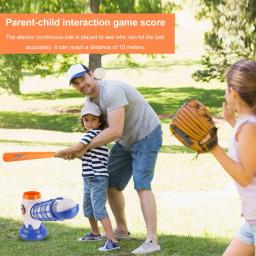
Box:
[55,101,120,252]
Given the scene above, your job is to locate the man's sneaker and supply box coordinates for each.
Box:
[98,239,120,252]
[101,231,131,240]
[78,232,102,241]
[132,240,161,254]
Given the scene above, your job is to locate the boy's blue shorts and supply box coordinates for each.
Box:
[83,176,108,220]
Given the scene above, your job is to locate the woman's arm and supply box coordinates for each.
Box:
[211,124,256,187]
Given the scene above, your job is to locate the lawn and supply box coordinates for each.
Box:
[0,217,227,256]
[0,86,224,132]
[0,140,239,256]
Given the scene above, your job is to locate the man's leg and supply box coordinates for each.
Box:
[108,187,129,234]
[137,189,157,242]
[131,125,162,254]
[107,143,133,236]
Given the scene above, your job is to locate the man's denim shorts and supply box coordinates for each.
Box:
[236,222,256,245]
[83,176,109,220]
[108,125,162,191]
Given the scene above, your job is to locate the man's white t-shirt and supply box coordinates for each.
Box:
[89,80,160,148]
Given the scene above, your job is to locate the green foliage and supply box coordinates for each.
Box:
[194,0,256,81]
[100,0,136,13]
[0,56,23,95]
[0,0,87,13]
[100,0,180,14]
[135,0,162,13]
[0,54,79,95]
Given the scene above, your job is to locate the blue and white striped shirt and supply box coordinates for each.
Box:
[79,129,108,177]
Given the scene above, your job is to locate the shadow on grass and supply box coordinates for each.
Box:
[0,111,82,132]
[0,217,227,256]
[21,87,225,117]
[21,89,81,100]
[105,59,201,70]
[137,87,224,117]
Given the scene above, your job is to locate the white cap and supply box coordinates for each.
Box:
[80,101,101,117]
[67,64,90,84]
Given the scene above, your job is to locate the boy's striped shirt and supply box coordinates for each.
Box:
[79,129,108,177]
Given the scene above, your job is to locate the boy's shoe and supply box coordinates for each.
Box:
[132,240,161,254]
[101,231,131,240]
[98,239,120,252]
[78,232,102,241]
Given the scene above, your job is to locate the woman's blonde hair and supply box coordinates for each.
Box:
[226,60,256,113]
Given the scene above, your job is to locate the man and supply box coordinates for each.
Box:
[67,64,162,255]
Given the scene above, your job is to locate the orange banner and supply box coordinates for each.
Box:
[0,13,175,54]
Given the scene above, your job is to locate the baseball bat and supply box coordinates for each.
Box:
[2,151,56,162]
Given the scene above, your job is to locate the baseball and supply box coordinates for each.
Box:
[54,198,77,212]
[94,68,106,80]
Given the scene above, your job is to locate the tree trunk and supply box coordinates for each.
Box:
[90,0,101,12]
[89,54,102,71]
[89,0,102,70]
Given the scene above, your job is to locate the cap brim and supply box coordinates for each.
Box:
[81,111,100,117]
[69,71,86,84]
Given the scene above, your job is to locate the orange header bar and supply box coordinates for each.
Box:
[0,13,175,54]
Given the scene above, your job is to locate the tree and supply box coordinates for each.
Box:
[97,0,180,68]
[0,0,180,94]
[89,0,179,70]
[0,0,87,94]
[193,0,256,82]
[88,0,102,71]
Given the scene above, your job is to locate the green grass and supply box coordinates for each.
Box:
[0,217,227,256]
[1,87,225,131]
[137,87,224,118]
[0,139,72,147]
[21,89,81,100]
[105,57,202,70]
[0,111,82,132]
[21,87,225,117]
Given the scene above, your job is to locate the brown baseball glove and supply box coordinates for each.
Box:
[170,99,218,154]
